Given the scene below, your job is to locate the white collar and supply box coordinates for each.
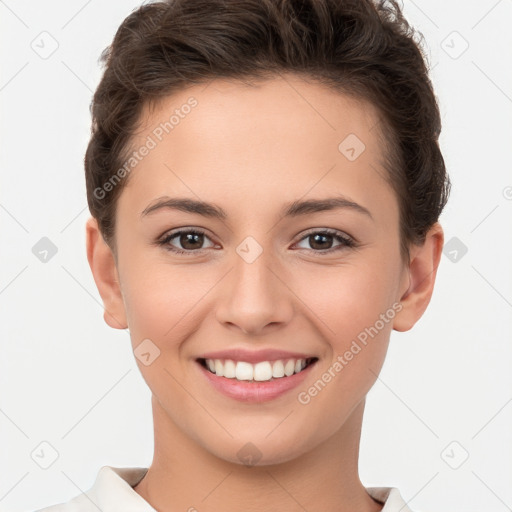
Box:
[41,466,415,512]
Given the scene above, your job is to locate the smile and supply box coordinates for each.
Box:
[199,357,318,382]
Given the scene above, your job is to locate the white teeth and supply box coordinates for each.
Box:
[254,361,273,381]
[272,360,285,378]
[223,359,236,378]
[214,359,224,377]
[203,357,311,381]
[235,361,253,381]
[284,359,295,377]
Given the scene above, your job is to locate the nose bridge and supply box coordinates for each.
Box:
[216,244,293,334]
[235,249,275,297]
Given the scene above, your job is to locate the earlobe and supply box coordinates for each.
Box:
[393,222,444,332]
[85,217,128,330]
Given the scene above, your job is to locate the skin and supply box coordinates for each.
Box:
[86,74,444,512]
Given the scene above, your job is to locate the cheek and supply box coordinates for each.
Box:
[292,256,400,338]
[289,263,397,434]
[288,254,401,387]
[119,256,218,349]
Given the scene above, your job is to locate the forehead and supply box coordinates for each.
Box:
[122,74,395,217]
[135,74,385,155]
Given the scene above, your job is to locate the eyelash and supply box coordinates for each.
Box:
[157,227,357,255]
[294,228,356,253]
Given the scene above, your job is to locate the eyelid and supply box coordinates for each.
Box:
[292,228,356,252]
[157,226,356,255]
[158,226,219,254]
[295,227,353,239]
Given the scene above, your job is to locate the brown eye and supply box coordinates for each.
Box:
[295,230,355,252]
[179,232,205,250]
[159,229,216,253]
[308,233,334,250]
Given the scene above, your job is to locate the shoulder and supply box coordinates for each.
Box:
[366,486,420,512]
[34,466,151,512]
[34,493,93,512]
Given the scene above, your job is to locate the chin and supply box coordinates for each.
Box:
[201,432,315,468]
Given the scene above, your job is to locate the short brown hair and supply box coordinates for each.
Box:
[85,0,450,263]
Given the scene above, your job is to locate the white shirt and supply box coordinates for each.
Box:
[36,466,417,512]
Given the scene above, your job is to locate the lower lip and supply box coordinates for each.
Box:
[197,361,316,403]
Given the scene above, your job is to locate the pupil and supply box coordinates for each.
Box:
[181,232,203,250]
[310,233,332,250]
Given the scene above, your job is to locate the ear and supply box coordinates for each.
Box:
[85,216,128,330]
[393,222,444,332]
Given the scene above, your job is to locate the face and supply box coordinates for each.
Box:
[105,75,412,465]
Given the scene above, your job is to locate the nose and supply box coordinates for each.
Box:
[215,251,294,336]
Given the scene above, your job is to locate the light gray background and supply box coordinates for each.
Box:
[1,1,511,511]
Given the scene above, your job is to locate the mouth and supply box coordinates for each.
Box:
[197,356,319,382]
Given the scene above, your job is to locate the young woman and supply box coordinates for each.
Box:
[38,0,449,510]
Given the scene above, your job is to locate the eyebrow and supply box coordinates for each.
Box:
[141,197,227,219]
[140,195,373,221]
[284,197,373,220]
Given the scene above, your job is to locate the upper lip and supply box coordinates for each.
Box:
[196,348,317,364]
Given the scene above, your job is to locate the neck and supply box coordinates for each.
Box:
[134,396,382,512]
